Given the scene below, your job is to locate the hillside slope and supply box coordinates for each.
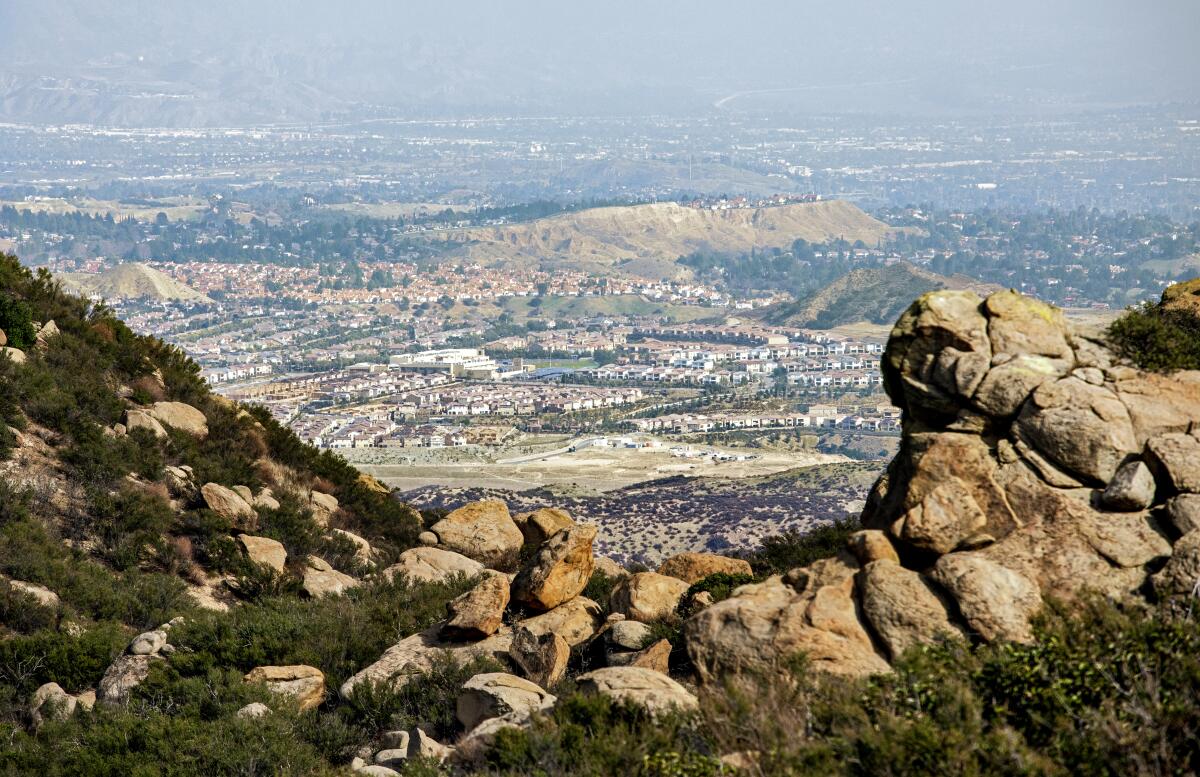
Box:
[56,263,212,303]
[756,261,1001,328]
[430,200,901,279]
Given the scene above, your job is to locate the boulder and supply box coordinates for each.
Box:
[340,626,515,698]
[7,579,60,608]
[301,556,359,598]
[34,320,59,348]
[1102,460,1157,511]
[163,465,197,498]
[453,713,527,764]
[129,629,168,655]
[237,702,271,719]
[232,485,254,503]
[442,572,510,640]
[517,595,604,647]
[513,507,575,546]
[418,531,438,547]
[623,639,672,674]
[1165,495,1200,536]
[982,290,1073,363]
[253,488,281,511]
[456,672,555,732]
[509,626,569,689]
[1112,371,1200,444]
[858,560,964,661]
[309,490,339,527]
[124,409,167,439]
[511,523,596,610]
[1146,433,1200,494]
[30,682,77,727]
[609,572,690,622]
[429,500,524,570]
[897,476,989,555]
[929,554,1042,643]
[593,556,628,580]
[607,619,654,651]
[656,552,753,584]
[973,354,1065,417]
[148,401,208,438]
[0,328,5,346]
[575,667,698,716]
[686,574,888,681]
[243,665,325,712]
[1016,377,1139,484]
[847,530,899,565]
[408,727,454,761]
[1152,529,1200,599]
[353,764,399,777]
[98,654,161,705]
[201,483,257,529]
[238,534,287,573]
[380,547,484,585]
[333,528,375,567]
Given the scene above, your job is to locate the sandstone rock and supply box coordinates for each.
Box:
[380,547,484,585]
[418,531,438,547]
[301,556,359,598]
[0,346,24,364]
[442,572,510,640]
[686,575,888,681]
[238,534,287,573]
[453,713,526,764]
[309,490,339,527]
[353,764,399,777]
[929,554,1041,643]
[7,579,60,608]
[237,702,271,719]
[983,290,1073,363]
[244,665,325,712]
[373,747,410,768]
[429,500,524,570]
[607,619,654,651]
[201,482,257,529]
[357,472,390,494]
[576,667,698,716]
[253,488,281,511]
[511,523,596,610]
[510,626,570,689]
[847,530,899,565]
[1113,372,1200,444]
[333,528,374,567]
[859,560,964,661]
[1146,433,1200,494]
[30,682,77,727]
[147,401,208,438]
[340,626,514,698]
[1102,460,1157,511]
[98,654,161,705]
[1016,377,1138,484]
[627,639,672,674]
[898,476,989,554]
[34,319,59,348]
[1152,529,1200,599]
[1160,277,1200,315]
[884,290,992,416]
[129,629,168,655]
[513,507,574,546]
[1165,495,1200,536]
[456,672,555,732]
[0,328,5,346]
[1076,511,1172,569]
[232,485,254,503]
[410,727,454,761]
[125,409,167,439]
[163,465,196,498]
[973,354,1065,417]
[609,572,690,622]
[593,556,628,580]
[656,552,753,584]
[518,595,604,646]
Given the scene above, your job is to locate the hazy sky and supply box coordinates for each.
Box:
[1,0,1197,123]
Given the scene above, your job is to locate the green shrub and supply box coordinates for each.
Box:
[677,572,755,617]
[1107,301,1200,371]
[0,580,58,635]
[749,516,861,576]
[0,293,36,349]
[0,622,126,699]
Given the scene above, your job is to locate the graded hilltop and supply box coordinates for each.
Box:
[55,262,212,303]
[2,252,1199,776]
[428,200,903,280]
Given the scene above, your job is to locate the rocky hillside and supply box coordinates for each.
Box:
[56,263,212,303]
[2,257,1199,775]
[756,261,1000,328]
[429,200,902,280]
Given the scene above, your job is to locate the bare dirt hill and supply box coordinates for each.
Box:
[429,200,902,280]
[57,263,212,303]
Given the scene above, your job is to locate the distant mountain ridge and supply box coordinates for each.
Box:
[56,263,211,303]
[430,200,901,281]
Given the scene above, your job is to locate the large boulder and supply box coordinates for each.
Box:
[244,665,326,712]
[309,490,339,527]
[238,534,287,573]
[381,547,484,585]
[511,523,597,610]
[124,409,167,439]
[429,500,524,570]
[1146,433,1200,494]
[7,579,60,608]
[455,672,555,732]
[609,572,690,623]
[333,528,375,568]
[340,627,514,698]
[858,560,964,661]
[656,552,752,584]
[442,572,510,640]
[301,556,359,598]
[98,654,161,705]
[517,595,604,647]
[148,401,208,438]
[929,554,1042,643]
[201,483,257,530]
[1,346,25,364]
[509,626,570,689]
[30,682,77,727]
[1102,460,1157,511]
[575,667,698,716]
[1152,529,1200,599]
[513,507,575,546]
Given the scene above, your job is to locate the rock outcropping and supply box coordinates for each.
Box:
[688,288,1200,679]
